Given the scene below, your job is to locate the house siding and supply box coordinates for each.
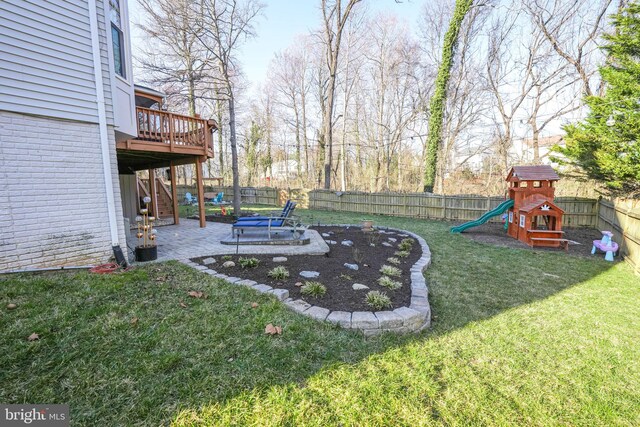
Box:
[0,0,114,125]
[0,111,126,272]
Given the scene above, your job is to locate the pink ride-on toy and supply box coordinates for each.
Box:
[591,231,619,262]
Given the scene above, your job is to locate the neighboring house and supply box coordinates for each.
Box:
[509,135,564,165]
[0,0,216,273]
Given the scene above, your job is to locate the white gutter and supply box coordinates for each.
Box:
[88,0,120,246]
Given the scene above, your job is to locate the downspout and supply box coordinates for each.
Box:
[88,0,120,246]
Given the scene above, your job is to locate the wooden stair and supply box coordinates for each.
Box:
[138,177,174,219]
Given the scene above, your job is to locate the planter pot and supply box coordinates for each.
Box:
[135,245,157,262]
[362,219,374,232]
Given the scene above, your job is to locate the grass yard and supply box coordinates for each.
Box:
[1,208,639,426]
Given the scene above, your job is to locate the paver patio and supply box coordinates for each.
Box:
[129,219,329,261]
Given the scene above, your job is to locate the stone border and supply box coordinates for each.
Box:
[179,225,431,336]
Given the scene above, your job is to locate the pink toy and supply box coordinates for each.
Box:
[591,231,619,261]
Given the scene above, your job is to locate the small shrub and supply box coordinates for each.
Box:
[301,281,327,298]
[365,291,392,310]
[267,266,290,280]
[379,264,402,277]
[386,257,401,265]
[394,250,410,258]
[377,276,402,290]
[221,255,233,261]
[340,273,353,281]
[352,248,365,264]
[366,233,381,246]
[238,257,260,269]
[398,238,415,251]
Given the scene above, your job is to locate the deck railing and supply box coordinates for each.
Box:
[135,106,213,154]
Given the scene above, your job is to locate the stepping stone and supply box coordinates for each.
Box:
[299,271,320,279]
[344,263,359,271]
[272,257,288,262]
[382,242,393,247]
[222,261,235,268]
[352,283,369,290]
[202,257,216,264]
[387,237,397,242]
[341,240,354,247]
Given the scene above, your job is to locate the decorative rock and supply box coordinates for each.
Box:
[222,261,235,268]
[398,234,409,237]
[382,242,393,247]
[202,257,216,264]
[253,284,273,293]
[387,237,397,242]
[321,233,331,237]
[268,289,290,301]
[341,240,354,247]
[194,264,208,271]
[326,311,351,328]
[237,279,257,287]
[351,311,379,329]
[299,271,320,279]
[344,263,359,271]
[224,276,242,283]
[352,283,369,290]
[294,282,304,287]
[272,256,288,263]
[325,240,338,245]
[7,303,17,310]
[305,306,330,321]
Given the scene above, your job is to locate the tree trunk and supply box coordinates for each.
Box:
[228,96,241,215]
[424,0,474,192]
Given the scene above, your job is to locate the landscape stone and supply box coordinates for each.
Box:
[321,233,331,237]
[387,237,397,242]
[305,306,330,321]
[382,242,393,247]
[299,271,320,279]
[222,261,235,268]
[253,284,273,293]
[268,289,289,301]
[237,279,257,287]
[272,256,288,262]
[326,311,351,327]
[344,263,359,271]
[341,240,354,247]
[352,283,369,290]
[351,311,379,329]
[202,257,216,264]
[324,240,338,245]
[286,299,312,313]
[374,311,404,328]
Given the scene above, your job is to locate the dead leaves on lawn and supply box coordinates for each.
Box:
[188,290,206,299]
[6,303,17,310]
[251,302,259,308]
[264,324,282,335]
[27,333,39,342]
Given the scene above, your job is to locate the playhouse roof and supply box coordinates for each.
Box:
[518,195,565,214]
[506,165,560,182]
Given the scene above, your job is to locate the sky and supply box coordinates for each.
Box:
[129,0,425,91]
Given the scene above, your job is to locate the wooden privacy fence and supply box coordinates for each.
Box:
[308,190,598,227]
[597,198,640,274]
[176,185,279,206]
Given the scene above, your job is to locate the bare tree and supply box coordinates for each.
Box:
[191,0,264,215]
[319,0,363,189]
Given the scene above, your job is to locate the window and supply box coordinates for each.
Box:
[109,0,125,78]
[533,181,541,188]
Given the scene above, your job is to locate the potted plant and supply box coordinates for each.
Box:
[135,196,158,262]
[361,219,374,232]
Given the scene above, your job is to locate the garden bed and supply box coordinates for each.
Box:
[191,226,422,312]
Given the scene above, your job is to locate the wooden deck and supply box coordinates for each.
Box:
[116,106,216,161]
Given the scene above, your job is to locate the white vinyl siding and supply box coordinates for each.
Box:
[0,0,114,124]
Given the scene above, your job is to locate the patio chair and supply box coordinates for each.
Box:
[184,192,197,205]
[232,202,306,239]
[235,200,293,222]
[212,192,227,205]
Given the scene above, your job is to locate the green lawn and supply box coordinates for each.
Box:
[1,208,639,426]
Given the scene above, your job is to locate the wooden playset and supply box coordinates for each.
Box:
[505,165,568,249]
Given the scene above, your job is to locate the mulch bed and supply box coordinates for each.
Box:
[191,226,421,312]
[457,222,606,258]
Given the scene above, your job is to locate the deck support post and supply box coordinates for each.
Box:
[195,157,206,228]
[148,168,158,218]
[170,162,180,225]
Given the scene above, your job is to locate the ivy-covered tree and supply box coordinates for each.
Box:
[557,1,640,195]
[423,0,474,193]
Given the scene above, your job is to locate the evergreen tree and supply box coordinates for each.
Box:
[557,1,640,195]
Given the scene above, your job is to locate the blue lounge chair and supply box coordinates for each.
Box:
[232,202,306,239]
[235,200,293,222]
[184,192,197,205]
[212,192,225,204]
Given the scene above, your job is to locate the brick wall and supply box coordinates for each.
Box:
[0,111,126,272]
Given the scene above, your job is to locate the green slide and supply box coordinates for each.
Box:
[450,199,514,233]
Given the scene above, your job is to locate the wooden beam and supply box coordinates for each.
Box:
[170,162,180,225]
[148,168,158,218]
[195,157,206,228]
